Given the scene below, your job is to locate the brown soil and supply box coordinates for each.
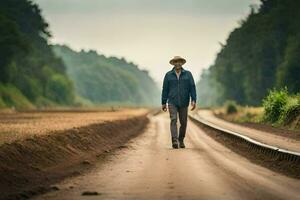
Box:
[0,108,148,145]
[0,114,149,200]
[32,113,300,200]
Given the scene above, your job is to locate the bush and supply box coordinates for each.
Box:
[225,100,238,114]
[262,88,288,123]
[262,87,300,127]
[279,95,300,125]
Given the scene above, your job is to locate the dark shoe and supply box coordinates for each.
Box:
[172,138,178,149]
[179,140,185,148]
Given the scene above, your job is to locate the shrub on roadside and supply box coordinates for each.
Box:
[225,100,238,114]
[279,95,300,126]
[262,88,288,123]
[262,88,300,127]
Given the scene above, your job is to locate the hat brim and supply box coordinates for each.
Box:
[169,58,186,65]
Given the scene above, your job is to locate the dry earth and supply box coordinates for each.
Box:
[0,108,150,200]
[0,108,147,144]
[33,112,300,200]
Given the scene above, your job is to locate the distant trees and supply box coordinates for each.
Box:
[0,0,159,108]
[0,0,74,108]
[53,45,160,106]
[197,0,300,106]
[196,69,223,107]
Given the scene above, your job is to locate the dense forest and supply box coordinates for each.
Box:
[53,45,160,106]
[197,0,300,107]
[0,0,159,108]
[0,0,74,108]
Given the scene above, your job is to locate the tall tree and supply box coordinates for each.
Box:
[199,0,300,106]
[0,0,75,107]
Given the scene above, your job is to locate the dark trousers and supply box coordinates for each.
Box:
[168,104,188,141]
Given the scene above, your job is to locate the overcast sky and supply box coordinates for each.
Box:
[34,0,260,85]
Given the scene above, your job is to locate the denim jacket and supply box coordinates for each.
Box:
[161,67,196,107]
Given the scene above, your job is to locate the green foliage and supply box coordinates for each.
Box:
[35,96,56,108]
[196,69,223,107]
[73,95,94,107]
[262,88,300,127]
[0,97,6,108]
[53,45,160,106]
[46,74,75,104]
[18,75,42,101]
[198,0,300,106]
[0,0,75,108]
[278,95,300,125]
[276,35,300,93]
[0,13,28,83]
[0,0,159,108]
[225,100,238,114]
[0,84,34,109]
[262,88,288,123]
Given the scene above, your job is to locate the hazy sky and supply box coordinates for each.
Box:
[35,0,260,85]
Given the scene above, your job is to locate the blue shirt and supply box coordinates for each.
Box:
[161,67,197,107]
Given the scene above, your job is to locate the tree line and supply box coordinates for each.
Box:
[0,0,159,108]
[0,0,74,108]
[53,45,160,106]
[197,0,300,107]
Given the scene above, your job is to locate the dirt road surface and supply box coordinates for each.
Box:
[33,112,300,200]
[197,110,300,152]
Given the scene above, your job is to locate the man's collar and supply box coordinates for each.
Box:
[172,66,185,74]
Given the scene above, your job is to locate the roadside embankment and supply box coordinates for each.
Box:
[0,110,149,200]
[197,110,300,152]
[192,110,300,178]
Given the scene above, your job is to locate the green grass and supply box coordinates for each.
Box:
[0,84,34,109]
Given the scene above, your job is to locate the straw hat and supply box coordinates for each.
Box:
[169,56,186,65]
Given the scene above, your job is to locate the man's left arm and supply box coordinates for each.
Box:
[161,73,169,111]
[189,72,197,110]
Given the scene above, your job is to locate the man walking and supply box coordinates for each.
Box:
[161,56,197,149]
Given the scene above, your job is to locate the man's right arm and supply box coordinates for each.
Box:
[161,73,169,109]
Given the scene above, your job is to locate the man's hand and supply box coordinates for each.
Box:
[190,101,196,111]
[162,104,167,112]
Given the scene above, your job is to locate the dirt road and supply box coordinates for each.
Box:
[34,112,300,200]
[197,110,300,152]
